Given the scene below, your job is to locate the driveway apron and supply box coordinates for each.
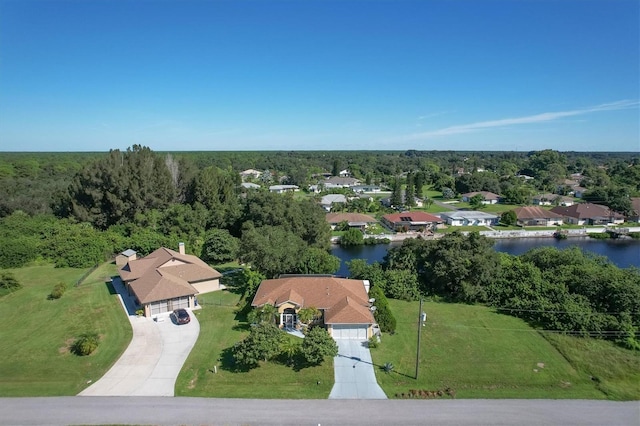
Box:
[79,279,199,396]
[329,340,387,399]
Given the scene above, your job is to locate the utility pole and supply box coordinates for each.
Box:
[415,298,423,380]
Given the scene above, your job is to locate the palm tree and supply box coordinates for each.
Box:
[248,304,279,325]
[297,307,321,328]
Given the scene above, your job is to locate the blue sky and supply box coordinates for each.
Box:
[0,0,638,152]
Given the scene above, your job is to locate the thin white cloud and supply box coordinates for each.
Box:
[401,100,639,141]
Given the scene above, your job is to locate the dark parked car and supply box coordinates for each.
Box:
[172,308,191,325]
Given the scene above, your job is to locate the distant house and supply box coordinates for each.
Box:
[461,191,501,204]
[324,176,361,188]
[439,211,499,227]
[239,169,262,180]
[338,169,351,177]
[550,203,625,225]
[119,244,222,317]
[320,194,347,211]
[351,184,381,193]
[572,186,588,198]
[532,193,574,207]
[241,182,261,190]
[251,276,376,340]
[326,212,378,231]
[381,211,443,232]
[512,206,564,227]
[269,184,299,193]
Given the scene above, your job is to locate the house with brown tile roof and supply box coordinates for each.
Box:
[325,212,378,230]
[251,276,376,340]
[512,206,564,227]
[381,211,443,232]
[119,244,222,317]
[550,203,625,225]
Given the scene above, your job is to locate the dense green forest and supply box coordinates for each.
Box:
[1,147,638,349]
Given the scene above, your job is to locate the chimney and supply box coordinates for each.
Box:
[178,242,185,255]
[363,280,370,294]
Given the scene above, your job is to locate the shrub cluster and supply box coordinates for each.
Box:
[71,332,100,356]
[369,285,396,333]
[48,282,67,300]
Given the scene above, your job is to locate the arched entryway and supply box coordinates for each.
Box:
[282,307,296,329]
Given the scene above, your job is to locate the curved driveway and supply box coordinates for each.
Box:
[79,280,199,396]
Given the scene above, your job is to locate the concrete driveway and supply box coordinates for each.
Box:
[79,279,199,396]
[329,340,387,399]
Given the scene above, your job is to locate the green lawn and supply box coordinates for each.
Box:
[175,290,335,398]
[370,300,639,399]
[454,202,522,213]
[0,263,132,396]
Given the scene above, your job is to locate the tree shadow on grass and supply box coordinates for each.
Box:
[218,346,252,373]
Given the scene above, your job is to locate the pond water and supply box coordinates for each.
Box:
[330,237,640,277]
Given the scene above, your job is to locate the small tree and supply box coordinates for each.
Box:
[297,307,321,327]
[501,210,518,226]
[232,323,284,368]
[336,220,351,232]
[469,194,486,210]
[442,187,455,199]
[340,228,364,246]
[301,326,338,365]
[201,228,240,264]
[247,304,279,325]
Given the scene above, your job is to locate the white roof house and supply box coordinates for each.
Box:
[269,184,299,193]
[320,194,347,211]
[439,211,499,226]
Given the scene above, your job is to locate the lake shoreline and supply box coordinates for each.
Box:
[331,226,640,244]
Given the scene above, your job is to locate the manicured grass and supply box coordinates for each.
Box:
[370,300,638,399]
[0,263,132,396]
[541,333,640,400]
[175,290,335,398]
[414,205,452,214]
[454,202,522,213]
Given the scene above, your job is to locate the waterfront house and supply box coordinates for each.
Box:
[381,211,443,232]
[550,203,625,225]
[512,206,564,226]
[439,210,499,227]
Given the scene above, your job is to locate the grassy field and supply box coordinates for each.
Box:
[370,300,640,400]
[0,262,132,396]
[175,290,335,398]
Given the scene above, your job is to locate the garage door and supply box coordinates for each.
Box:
[332,325,368,340]
[150,297,190,315]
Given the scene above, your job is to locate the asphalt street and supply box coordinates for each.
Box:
[0,397,637,426]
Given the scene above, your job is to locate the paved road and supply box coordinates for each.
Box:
[0,397,637,425]
[329,340,387,399]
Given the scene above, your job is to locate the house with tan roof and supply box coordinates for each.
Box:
[512,206,564,227]
[326,212,378,231]
[381,211,443,232]
[461,191,501,204]
[119,243,222,317]
[550,203,625,225]
[251,276,376,340]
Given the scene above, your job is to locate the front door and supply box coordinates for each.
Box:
[283,314,295,329]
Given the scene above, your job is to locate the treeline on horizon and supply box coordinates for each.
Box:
[0,146,638,349]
